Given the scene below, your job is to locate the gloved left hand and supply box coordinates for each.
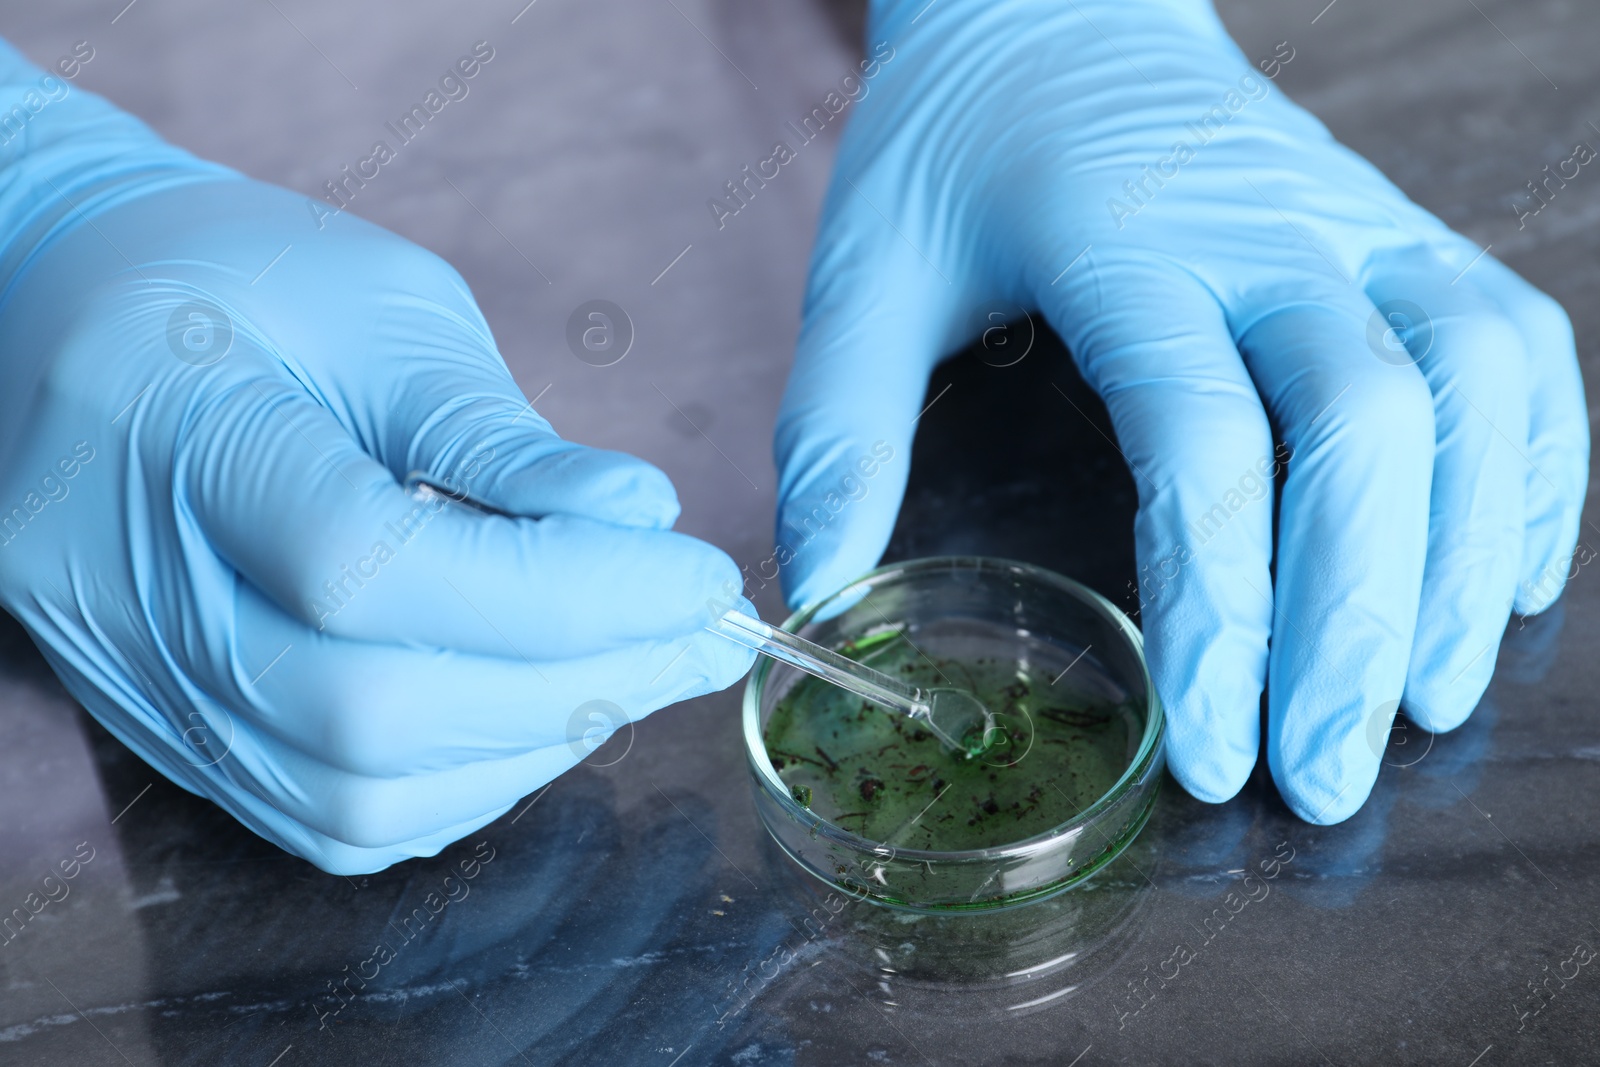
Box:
[0,40,753,873]
[773,0,1588,825]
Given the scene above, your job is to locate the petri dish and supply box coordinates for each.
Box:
[742,556,1164,912]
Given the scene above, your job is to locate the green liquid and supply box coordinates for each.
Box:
[763,628,1140,853]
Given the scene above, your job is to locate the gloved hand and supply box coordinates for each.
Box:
[0,41,753,874]
[775,0,1588,823]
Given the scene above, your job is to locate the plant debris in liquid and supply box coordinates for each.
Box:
[763,637,1137,852]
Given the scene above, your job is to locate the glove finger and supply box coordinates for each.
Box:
[202,684,743,856]
[211,578,754,779]
[398,389,683,532]
[1039,262,1275,805]
[55,657,511,875]
[205,717,579,856]
[1363,244,1528,732]
[340,257,682,530]
[180,360,740,658]
[1460,252,1591,616]
[1236,288,1434,825]
[34,556,753,869]
[774,177,970,610]
[171,177,683,531]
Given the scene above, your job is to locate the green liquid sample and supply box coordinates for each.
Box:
[763,630,1140,853]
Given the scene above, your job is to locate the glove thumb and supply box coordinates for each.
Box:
[773,184,962,610]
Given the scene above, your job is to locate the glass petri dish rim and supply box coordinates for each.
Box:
[741,555,1165,867]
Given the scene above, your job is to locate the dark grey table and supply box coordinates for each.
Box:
[1,0,1596,1063]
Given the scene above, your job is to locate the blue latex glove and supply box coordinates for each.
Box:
[775,0,1588,823]
[0,41,753,873]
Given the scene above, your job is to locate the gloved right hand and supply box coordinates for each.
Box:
[0,40,752,874]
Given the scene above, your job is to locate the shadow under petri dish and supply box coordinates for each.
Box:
[755,823,1160,1017]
